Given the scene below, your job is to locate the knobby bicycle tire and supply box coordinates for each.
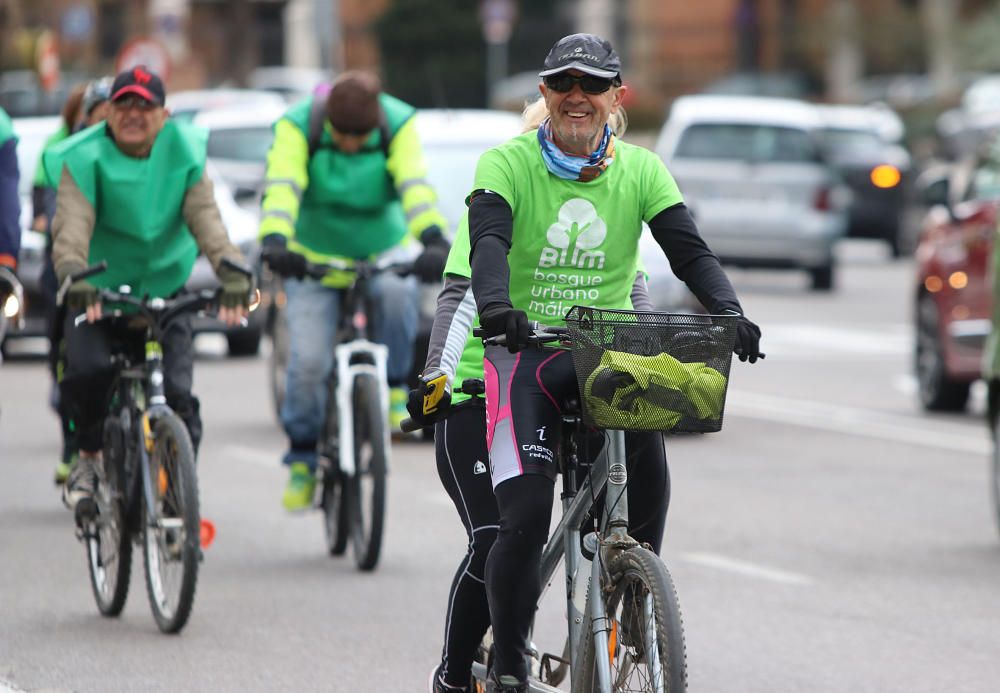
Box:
[577,547,686,692]
[142,412,200,634]
[86,415,134,616]
[346,373,386,571]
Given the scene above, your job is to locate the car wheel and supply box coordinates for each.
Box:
[226,327,262,357]
[809,264,834,291]
[915,292,970,411]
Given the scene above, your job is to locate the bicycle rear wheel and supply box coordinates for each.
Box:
[345,373,386,571]
[86,417,133,616]
[578,547,686,692]
[142,412,200,633]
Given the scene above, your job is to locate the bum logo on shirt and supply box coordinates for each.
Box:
[530,198,608,318]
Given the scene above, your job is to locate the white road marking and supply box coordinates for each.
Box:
[761,323,911,358]
[727,391,990,455]
[221,444,283,469]
[680,552,814,585]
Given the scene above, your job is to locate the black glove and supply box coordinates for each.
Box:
[66,279,99,312]
[413,226,451,283]
[261,235,308,280]
[480,303,531,354]
[726,311,761,363]
[218,265,252,310]
[405,368,452,427]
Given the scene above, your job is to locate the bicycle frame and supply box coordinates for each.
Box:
[469,422,637,693]
[326,265,391,478]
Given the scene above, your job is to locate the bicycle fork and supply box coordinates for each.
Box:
[333,339,390,477]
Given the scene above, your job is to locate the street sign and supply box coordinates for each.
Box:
[115,37,172,83]
[480,0,516,45]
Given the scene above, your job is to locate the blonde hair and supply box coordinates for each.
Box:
[520,93,628,137]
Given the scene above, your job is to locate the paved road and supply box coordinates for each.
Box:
[2,241,999,692]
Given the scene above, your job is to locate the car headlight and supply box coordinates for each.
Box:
[870,165,901,188]
[3,292,20,318]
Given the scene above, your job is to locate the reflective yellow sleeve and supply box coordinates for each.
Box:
[259,118,310,242]
[385,118,448,240]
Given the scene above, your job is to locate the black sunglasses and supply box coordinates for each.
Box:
[112,96,158,111]
[543,73,619,95]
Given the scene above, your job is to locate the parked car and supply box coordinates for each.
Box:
[912,150,1000,411]
[655,95,849,291]
[4,116,263,356]
[166,89,287,123]
[248,67,331,103]
[194,102,287,208]
[816,104,912,257]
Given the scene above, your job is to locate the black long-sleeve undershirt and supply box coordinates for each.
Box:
[468,193,742,317]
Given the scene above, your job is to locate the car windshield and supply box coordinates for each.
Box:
[423,142,491,230]
[820,128,883,155]
[207,127,275,162]
[675,123,818,162]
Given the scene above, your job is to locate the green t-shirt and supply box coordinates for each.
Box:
[473,132,682,322]
[444,131,680,403]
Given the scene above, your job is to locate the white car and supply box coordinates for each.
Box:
[194,102,288,208]
[167,89,287,123]
[655,95,849,291]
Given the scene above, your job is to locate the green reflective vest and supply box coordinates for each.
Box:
[281,93,416,258]
[44,120,207,298]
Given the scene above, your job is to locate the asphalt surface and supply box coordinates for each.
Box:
[2,241,1000,692]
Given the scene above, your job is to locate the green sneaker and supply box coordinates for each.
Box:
[54,453,77,485]
[282,462,317,511]
[389,386,412,436]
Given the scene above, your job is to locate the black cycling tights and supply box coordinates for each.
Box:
[435,405,670,687]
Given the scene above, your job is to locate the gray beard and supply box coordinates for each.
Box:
[555,121,600,152]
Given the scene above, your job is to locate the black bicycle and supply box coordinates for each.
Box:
[267,256,412,571]
[60,260,253,633]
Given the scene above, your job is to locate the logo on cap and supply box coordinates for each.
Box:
[133,67,152,85]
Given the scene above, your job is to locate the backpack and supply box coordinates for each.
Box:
[306,84,392,160]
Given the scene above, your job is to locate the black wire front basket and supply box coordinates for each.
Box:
[563,306,738,434]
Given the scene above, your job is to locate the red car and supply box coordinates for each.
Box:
[914,155,1000,411]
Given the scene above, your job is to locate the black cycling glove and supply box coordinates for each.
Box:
[413,226,451,283]
[261,234,308,280]
[724,310,762,363]
[480,303,531,354]
[405,368,453,427]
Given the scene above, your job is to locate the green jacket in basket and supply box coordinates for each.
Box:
[584,350,727,430]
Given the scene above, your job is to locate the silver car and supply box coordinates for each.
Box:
[655,95,849,291]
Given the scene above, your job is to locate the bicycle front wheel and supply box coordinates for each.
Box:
[142,412,200,633]
[578,547,686,692]
[345,373,386,571]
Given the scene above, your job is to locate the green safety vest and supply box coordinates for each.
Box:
[44,120,207,298]
[281,93,416,258]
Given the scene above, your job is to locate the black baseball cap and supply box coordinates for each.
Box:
[538,33,621,80]
[110,66,166,106]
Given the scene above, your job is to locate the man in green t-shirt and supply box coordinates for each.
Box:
[0,106,18,277]
[460,34,763,692]
[49,66,252,517]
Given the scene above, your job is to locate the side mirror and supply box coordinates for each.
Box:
[919,175,950,209]
[234,187,258,203]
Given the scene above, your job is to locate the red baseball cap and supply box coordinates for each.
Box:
[110,66,166,106]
